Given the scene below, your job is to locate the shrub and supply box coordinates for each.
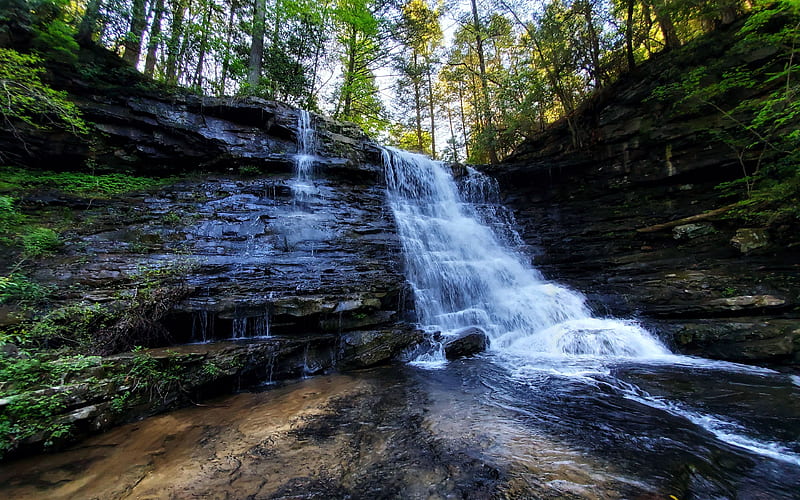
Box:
[21,227,60,257]
[0,274,48,304]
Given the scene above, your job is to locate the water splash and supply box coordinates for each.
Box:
[381,147,668,361]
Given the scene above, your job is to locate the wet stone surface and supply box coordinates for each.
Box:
[30,172,407,342]
[4,358,796,499]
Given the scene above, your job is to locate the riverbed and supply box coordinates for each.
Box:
[1,353,797,499]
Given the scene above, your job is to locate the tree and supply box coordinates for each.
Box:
[394,0,442,155]
[122,0,148,66]
[332,0,390,135]
[0,48,88,140]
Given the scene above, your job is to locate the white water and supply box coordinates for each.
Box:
[381,147,668,360]
[381,147,800,467]
[291,109,318,200]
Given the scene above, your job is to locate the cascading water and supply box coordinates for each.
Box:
[382,147,669,360]
[291,109,318,200]
[382,147,800,468]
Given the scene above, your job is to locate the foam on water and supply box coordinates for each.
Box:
[381,147,668,362]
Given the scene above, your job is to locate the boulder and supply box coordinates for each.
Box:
[444,327,490,360]
[730,228,769,253]
[672,223,715,240]
[338,326,424,369]
[669,318,800,362]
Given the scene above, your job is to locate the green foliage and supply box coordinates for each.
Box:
[21,227,60,257]
[161,211,182,225]
[0,196,24,234]
[237,165,262,176]
[0,353,102,457]
[123,347,185,402]
[16,302,112,349]
[651,2,800,222]
[0,48,87,135]
[0,274,49,305]
[0,167,169,198]
[0,392,71,454]
[202,360,222,378]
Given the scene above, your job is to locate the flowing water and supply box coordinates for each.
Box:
[382,147,667,360]
[381,147,800,479]
[291,109,318,201]
[1,148,797,499]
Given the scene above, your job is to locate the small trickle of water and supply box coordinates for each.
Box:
[230,312,271,340]
[232,317,248,339]
[291,109,318,200]
[381,147,668,362]
[191,310,212,343]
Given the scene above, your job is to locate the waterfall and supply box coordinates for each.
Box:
[381,147,669,360]
[291,109,318,200]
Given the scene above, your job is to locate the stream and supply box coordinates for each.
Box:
[0,358,797,499]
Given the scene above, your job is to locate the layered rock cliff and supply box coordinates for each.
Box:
[0,45,421,458]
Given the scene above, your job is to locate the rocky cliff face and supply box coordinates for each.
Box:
[484,26,800,367]
[0,56,425,457]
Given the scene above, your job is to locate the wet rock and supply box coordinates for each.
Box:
[731,228,769,253]
[338,326,424,369]
[703,295,786,311]
[673,223,715,240]
[444,327,489,359]
[668,319,800,362]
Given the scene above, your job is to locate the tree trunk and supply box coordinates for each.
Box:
[470,0,498,164]
[194,1,213,89]
[648,0,680,50]
[457,81,469,160]
[580,0,604,88]
[77,0,103,43]
[446,103,456,162]
[123,0,149,67]
[165,0,188,85]
[341,26,358,119]
[427,66,436,159]
[248,0,267,88]
[144,0,166,77]
[218,4,237,94]
[413,51,423,151]
[626,0,636,70]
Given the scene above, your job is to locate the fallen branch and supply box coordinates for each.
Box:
[636,203,740,233]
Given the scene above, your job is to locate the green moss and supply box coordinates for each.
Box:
[0,167,171,198]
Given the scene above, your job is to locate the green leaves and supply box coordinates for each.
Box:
[0,48,88,135]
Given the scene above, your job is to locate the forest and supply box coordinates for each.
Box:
[2,0,797,165]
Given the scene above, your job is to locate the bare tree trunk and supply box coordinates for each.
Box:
[647,0,680,50]
[341,25,358,119]
[626,0,636,70]
[457,81,469,160]
[579,0,604,88]
[165,0,188,85]
[123,0,149,67]
[194,1,213,89]
[144,0,166,77]
[218,4,237,94]
[77,0,103,43]
[248,0,266,88]
[427,66,436,159]
[470,0,498,164]
[413,51,423,151]
[446,103,456,162]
